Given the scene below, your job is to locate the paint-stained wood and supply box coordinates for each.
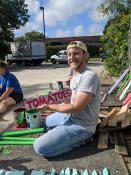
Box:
[114,131,128,155]
[98,131,109,149]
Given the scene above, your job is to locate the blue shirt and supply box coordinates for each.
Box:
[0,70,23,94]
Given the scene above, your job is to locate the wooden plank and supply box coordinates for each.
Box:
[5,171,24,175]
[97,131,109,149]
[123,92,131,105]
[121,116,131,128]
[72,169,78,175]
[91,170,98,175]
[50,169,56,175]
[60,170,65,175]
[101,92,108,103]
[102,168,110,175]
[0,140,34,145]
[108,68,129,95]
[108,105,128,126]
[114,131,128,155]
[116,105,128,122]
[108,119,117,126]
[82,170,89,175]
[31,170,45,175]
[0,137,36,141]
[119,81,131,100]
[100,108,119,127]
[0,169,6,175]
[0,128,44,137]
[116,74,131,95]
[65,168,71,175]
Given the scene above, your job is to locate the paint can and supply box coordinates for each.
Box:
[56,81,63,90]
[25,109,42,129]
[13,107,26,127]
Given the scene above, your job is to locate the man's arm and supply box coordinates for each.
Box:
[0,87,14,102]
[37,91,93,114]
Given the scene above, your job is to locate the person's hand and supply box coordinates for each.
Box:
[37,104,50,112]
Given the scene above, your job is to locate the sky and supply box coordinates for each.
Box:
[15,0,108,38]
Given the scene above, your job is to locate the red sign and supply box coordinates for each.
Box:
[24,89,72,110]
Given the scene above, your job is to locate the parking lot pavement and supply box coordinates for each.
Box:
[0,62,105,132]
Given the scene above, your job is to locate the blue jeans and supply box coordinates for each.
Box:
[33,112,93,157]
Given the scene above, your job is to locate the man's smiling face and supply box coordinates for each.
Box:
[67,47,87,71]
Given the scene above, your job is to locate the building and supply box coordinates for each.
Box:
[46,35,102,57]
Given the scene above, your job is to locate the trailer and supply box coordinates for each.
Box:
[5,40,47,66]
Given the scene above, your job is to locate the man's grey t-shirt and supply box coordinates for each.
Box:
[70,67,101,133]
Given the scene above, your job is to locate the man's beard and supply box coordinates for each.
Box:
[75,58,86,70]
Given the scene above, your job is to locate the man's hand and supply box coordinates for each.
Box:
[37,104,50,112]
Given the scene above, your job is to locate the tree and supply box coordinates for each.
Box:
[15,30,44,41]
[25,31,44,40]
[0,0,29,58]
[99,0,130,76]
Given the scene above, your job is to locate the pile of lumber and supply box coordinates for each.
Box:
[98,105,131,156]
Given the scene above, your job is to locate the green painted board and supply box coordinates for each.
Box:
[72,169,78,175]
[50,168,56,175]
[119,81,131,100]
[0,128,44,137]
[31,170,45,175]
[5,171,24,175]
[0,169,6,175]
[60,169,65,175]
[82,170,89,175]
[102,168,110,175]
[92,170,98,175]
[116,74,131,95]
[0,137,36,141]
[0,140,34,145]
[65,167,71,175]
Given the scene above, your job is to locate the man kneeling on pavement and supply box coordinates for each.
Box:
[33,41,101,157]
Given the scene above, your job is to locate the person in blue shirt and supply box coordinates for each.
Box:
[0,62,23,114]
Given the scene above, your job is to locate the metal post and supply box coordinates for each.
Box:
[40,7,45,39]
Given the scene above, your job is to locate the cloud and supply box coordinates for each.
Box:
[88,24,103,35]
[45,0,91,27]
[15,0,107,37]
[25,0,40,14]
[55,29,71,37]
[73,25,83,36]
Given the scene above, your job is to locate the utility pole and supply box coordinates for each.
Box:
[40,6,46,39]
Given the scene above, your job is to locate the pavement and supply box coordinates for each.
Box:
[0,61,108,133]
[1,62,129,175]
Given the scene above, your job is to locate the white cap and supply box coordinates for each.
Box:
[67,41,87,53]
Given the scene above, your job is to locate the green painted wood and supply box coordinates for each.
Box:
[0,128,44,137]
[102,168,110,175]
[5,171,24,175]
[0,137,36,141]
[0,169,6,175]
[50,168,56,175]
[0,140,34,145]
[31,170,45,175]
[116,74,131,95]
[59,169,65,175]
[82,170,89,175]
[65,167,71,175]
[119,81,131,100]
[91,170,98,175]
[72,169,78,175]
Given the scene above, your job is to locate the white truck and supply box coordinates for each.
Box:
[50,50,67,64]
[5,40,47,65]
